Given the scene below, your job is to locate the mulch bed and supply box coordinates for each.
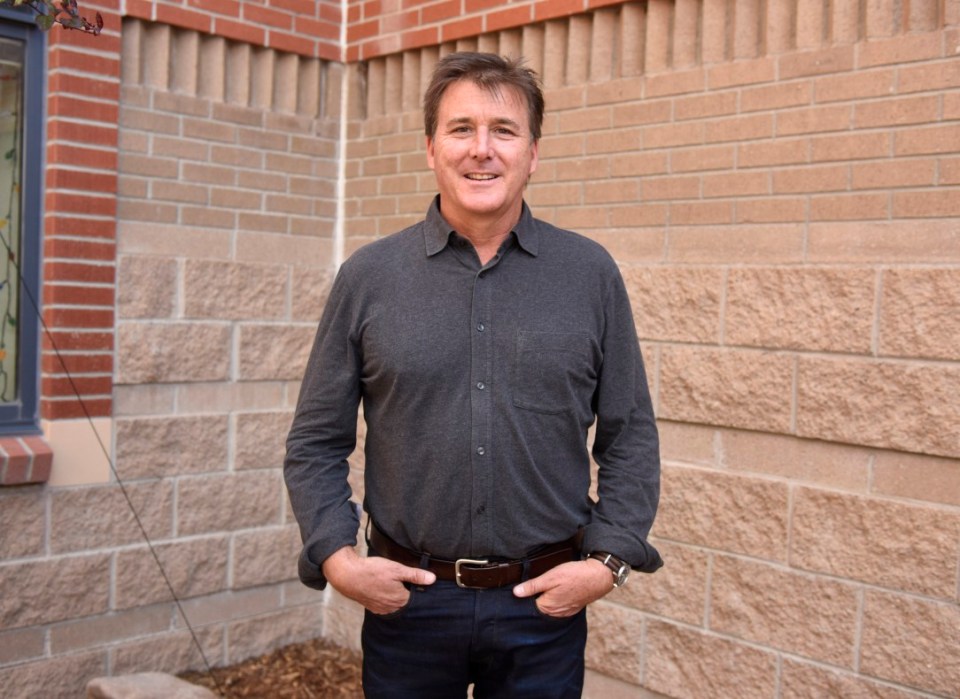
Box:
[180,637,363,698]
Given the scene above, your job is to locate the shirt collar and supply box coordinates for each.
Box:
[423,195,540,258]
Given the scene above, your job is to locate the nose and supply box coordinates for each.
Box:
[470,128,491,159]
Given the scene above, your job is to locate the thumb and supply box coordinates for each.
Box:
[513,577,542,598]
[397,564,436,586]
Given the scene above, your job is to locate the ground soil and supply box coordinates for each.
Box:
[180,637,363,698]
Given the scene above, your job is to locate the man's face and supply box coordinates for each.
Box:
[426,80,539,232]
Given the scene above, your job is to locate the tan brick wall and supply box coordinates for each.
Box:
[340,2,960,697]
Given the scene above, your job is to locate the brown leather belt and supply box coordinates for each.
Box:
[368,522,582,589]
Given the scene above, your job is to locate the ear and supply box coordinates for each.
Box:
[528,139,539,177]
[426,135,436,171]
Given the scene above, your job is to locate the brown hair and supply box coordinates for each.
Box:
[423,52,544,141]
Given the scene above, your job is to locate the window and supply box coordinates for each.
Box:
[0,8,42,435]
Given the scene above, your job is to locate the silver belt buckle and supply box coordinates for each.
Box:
[455,558,490,589]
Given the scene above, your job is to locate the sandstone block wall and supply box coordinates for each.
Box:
[339,1,960,697]
[0,16,339,695]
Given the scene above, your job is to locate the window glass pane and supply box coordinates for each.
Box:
[0,36,22,404]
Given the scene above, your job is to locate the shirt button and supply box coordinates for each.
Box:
[477,323,485,332]
[476,505,486,515]
[476,382,485,390]
[476,446,486,456]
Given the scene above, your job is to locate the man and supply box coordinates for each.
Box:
[285,52,662,698]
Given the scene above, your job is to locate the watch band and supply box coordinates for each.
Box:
[588,551,630,588]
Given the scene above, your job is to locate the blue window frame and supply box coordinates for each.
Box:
[0,7,43,435]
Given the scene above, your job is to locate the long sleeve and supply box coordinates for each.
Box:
[583,269,663,573]
[284,267,364,590]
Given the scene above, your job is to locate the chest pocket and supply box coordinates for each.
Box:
[513,331,596,415]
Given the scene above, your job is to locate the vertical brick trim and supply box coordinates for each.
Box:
[43,0,121,421]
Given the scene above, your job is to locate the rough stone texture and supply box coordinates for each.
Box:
[644,620,777,699]
[0,488,46,558]
[116,322,232,384]
[880,268,960,361]
[709,556,858,666]
[613,540,707,625]
[584,600,645,684]
[0,650,106,699]
[231,525,301,588]
[322,590,364,651]
[780,659,924,699]
[0,554,111,628]
[233,411,294,470]
[872,451,960,507]
[719,429,872,492]
[114,537,230,609]
[790,487,960,599]
[724,267,875,352]
[236,323,315,381]
[291,267,333,322]
[111,627,224,677]
[659,346,794,433]
[796,357,960,458]
[183,260,287,320]
[117,255,178,320]
[50,482,174,553]
[176,471,284,535]
[860,590,960,696]
[622,266,723,342]
[115,415,230,479]
[86,672,217,699]
[656,465,789,561]
[225,604,324,663]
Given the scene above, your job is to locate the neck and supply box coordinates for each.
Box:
[441,203,522,265]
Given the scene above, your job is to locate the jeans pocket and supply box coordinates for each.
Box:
[369,583,416,621]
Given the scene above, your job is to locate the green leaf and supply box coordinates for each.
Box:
[35,14,55,31]
[4,149,14,161]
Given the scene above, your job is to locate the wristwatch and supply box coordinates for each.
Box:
[588,551,630,588]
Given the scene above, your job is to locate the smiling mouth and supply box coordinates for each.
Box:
[465,173,498,181]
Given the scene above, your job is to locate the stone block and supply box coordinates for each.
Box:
[233,411,293,470]
[709,556,858,666]
[86,672,217,699]
[231,525,301,588]
[111,627,224,676]
[0,554,110,628]
[0,626,44,664]
[323,589,364,651]
[657,420,717,466]
[880,268,960,361]
[872,451,960,507]
[790,487,960,599]
[175,587,283,628]
[0,488,46,558]
[291,267,333,322]
[0,651,106,699]
[115,415,230,479]
[183,260,287,321]
[719,430,871,492]
[50,482,174,553]
[115,537,230,609]
[780,659,920,699]
[117,256,178,320]
[236,323,315,381]
[116,322,231,384]
[584,600,644,684]
[860,590,960,696]
[659,346,794,433]
[644,620,777,698]
[176,381,286,413]
[225,604,324,663]
[177,471,283,535]
[656,465,789,561]
[52,604,173,654]
[113,385,177,416]
[796,357,960,458]
[725,268,874,353]
[622,267,722,343]
[612,540,707,625]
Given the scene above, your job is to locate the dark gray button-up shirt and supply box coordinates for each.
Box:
[285,197,662,589]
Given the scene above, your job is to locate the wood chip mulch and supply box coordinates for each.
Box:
[179,637,363,698]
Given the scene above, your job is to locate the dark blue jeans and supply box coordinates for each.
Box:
[361,580,587,698]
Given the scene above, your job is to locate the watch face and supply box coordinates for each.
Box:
[614,565,629,587]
